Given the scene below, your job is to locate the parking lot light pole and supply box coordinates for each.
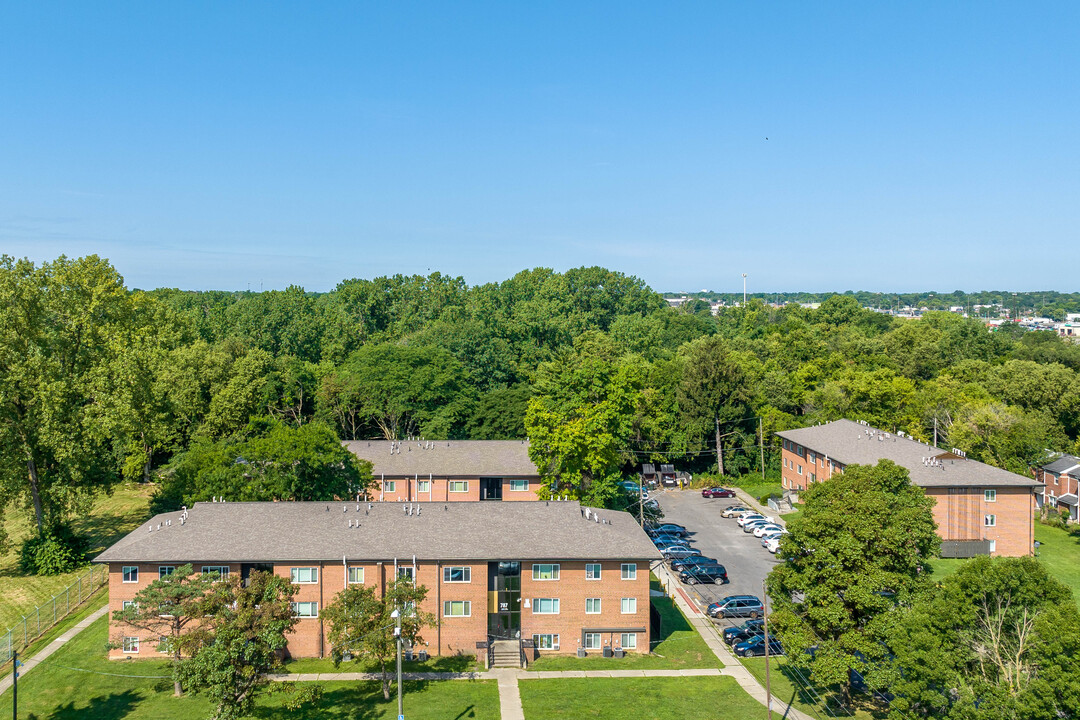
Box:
[762,578,773,720]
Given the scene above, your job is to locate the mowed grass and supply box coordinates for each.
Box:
[1,615,499,720]
[740,656,882,719]
[526,576,720,671]
[0,482,154,632]
[518,676,762,719]
[283,653,483,675]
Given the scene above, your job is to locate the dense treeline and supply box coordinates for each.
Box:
[3,255,1080,568]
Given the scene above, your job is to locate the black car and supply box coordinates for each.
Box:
[722,618,765,645]
[707,595,765,619]
[669,555,716,572]
[678,564,728,585]
[733,633,783,657]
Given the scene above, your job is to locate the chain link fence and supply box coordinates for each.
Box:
[0,564,107,665]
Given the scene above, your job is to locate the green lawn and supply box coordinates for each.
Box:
[0,585,106,680]
[1,615,498,720]
[0,482,154,632]
[526,577,721,671]
[740,656,883,720]
[519,676,762,719]
[283,653,482,675]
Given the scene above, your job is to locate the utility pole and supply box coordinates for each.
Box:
[12,650,18,720]
[638,476,644,528]
[393,609,403,719]
[715,417,725,477]
[759,417,766,481]
[933,416,938,448]
[762,580,773,720]
[742,273,748,306]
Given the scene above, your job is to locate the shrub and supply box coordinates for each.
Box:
[18,526,88,575]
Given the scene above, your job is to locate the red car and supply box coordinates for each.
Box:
[701,487,736,499]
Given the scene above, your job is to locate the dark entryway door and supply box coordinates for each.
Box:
[488,561,520,638]
[480,478,503,501]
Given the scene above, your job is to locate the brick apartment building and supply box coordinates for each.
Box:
[1037,454,1079,522]
[95,500,657,660]
[777,419,1042,557]
[343,440,544,502]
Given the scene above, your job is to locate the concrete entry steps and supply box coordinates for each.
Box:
[490,639,522,668]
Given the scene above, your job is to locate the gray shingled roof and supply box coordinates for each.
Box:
[777,419,1041,488]
[94,500,659,564]
[1042,455,1080,475]
[343,440,539,478]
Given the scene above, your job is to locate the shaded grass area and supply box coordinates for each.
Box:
[518,676,762,719]
[1,615,498,720]
[527,576,721,670]
[0,586,106,681]
[0,483,154,631]
[741,656,883,720]
[284,653,482,675]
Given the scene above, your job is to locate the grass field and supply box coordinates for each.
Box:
[0,615,499,720]
[740,656,883,720]
[526,576,721,671]
[518,676,762,719]
[0,483,154,633]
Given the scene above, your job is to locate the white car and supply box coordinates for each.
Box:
[737,513,773,528]
[760,529,787,545]
[752,523,784,538]
[764,537,781,554]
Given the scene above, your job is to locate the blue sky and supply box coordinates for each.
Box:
[1,2,1077,293]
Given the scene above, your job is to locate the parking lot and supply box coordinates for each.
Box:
[652,489,782,625]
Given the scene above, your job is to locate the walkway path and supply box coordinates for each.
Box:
[0,604,109,697]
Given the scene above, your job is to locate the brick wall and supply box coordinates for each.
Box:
[924,486,1035,557]
[371,477,541,502]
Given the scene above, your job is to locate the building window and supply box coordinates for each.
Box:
[984,514,996,527]
[989,540,997,553]
[809,473,816,483]
[1054,474,1059,485]
[532,564,560,581]
[123,637,140,653]
[122,601,138,611]
[122,566,139,583]
[449,481,468,493]
[586,598,601,614]
[621,598,637,614]
[584,632,602,650]
[291,602,318,618]
[158,566,175,579]
[585,563,602,580]
[984,489,997,502]
[201,566,229,580]
[808,451,816,463]
[621,563,637,580]
[443,566,471,583]
[532,598,560,614]
[383,480,396,492]
[619,633,637,649]
[443,600,471,617]
[348,566,365,584]
[291,567,318,584]
[533,634,559,650]
[417,480,430,493]
[509,479,529,492]
[397,566,415,583]
[797,465,803,475]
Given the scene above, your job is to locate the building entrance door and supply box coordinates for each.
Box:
[480,478,503,501]
[487,561,520,638]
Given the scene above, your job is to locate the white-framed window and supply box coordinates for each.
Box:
[984,489,997,502]
[809,473,816,483]
[621,597,637,614]
[586,598,601,614]
[291,602,318,618]
[989,540,997,553]
[585,563,602,580]
[984,514,996,527]
[397,566,415,582]
[383,480,396,492]
[533,634,559,650]
[509,479,529,492]
[158,566,175,579]
[417,480,430,493]
[122,566,139,583]
[123,636,140,653]
[449,480,468,493]
[1054,474,1059,485]
[532,598,560,614]
[443,600,471,617]
[532,564,560,581]
[584,632,602,650]
[201,566,229,579]
[122,600,138,611]
[291,567,318,584]
[443,566,471,583]
[797,465,803,475]
[619,633,637,649]
[347,566,365,584]
[621,563,637,581]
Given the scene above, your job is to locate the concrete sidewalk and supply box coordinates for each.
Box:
[0,605,110,696]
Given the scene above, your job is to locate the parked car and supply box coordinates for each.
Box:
[737,513,773,528]
[734,633,783,657]
[722,618,765,645]
[721,505,751,518]
[764,537,781,554]
[707,595,765,619]
[679,564,729,585]
[742,519,775,533]
[651,534,685,548]
[752,523,784,538]
[660,545,700,560]
[647,524,688,538]
[759,531,786,547]
[670,555,717,572]
[701,487,736,499]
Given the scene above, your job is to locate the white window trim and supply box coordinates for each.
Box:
[984,489,997,502]
[443,600,471,617]
[443,566,472,583]
[532,598,560,614]
[397,566,416,581]
[984,514,997,527]
[201,566,229,579]
[586,598,601,614]
[291,567,319,584]
[532,564,560,581]
[123,600,138,611]
[533,633,560,650]
[586,563,602,580]
[619,632,637,649]
[621,597,637,614]
[123,637,140,653]
[122,566,139,583]
[449,480,469,493]
[509,479,529,491]
[417,480,430,493]
[383,480,396,492]
[621,563,637,580]
[291,601,319,618]
[347,566,365,584]
[584,632,602,650]
[158,566,175,579]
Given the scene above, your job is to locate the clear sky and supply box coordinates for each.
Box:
[2,2,1078,293]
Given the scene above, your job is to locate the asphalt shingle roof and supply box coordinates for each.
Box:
[777,419,1041,488]
[342,440,539,478]
[1042,455,1080,475]
[94,500,659,564]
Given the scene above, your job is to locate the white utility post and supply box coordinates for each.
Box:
[392,608,403,719]
[742,273,748,305]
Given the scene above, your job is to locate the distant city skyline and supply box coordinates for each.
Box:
[2,2,1078,293]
